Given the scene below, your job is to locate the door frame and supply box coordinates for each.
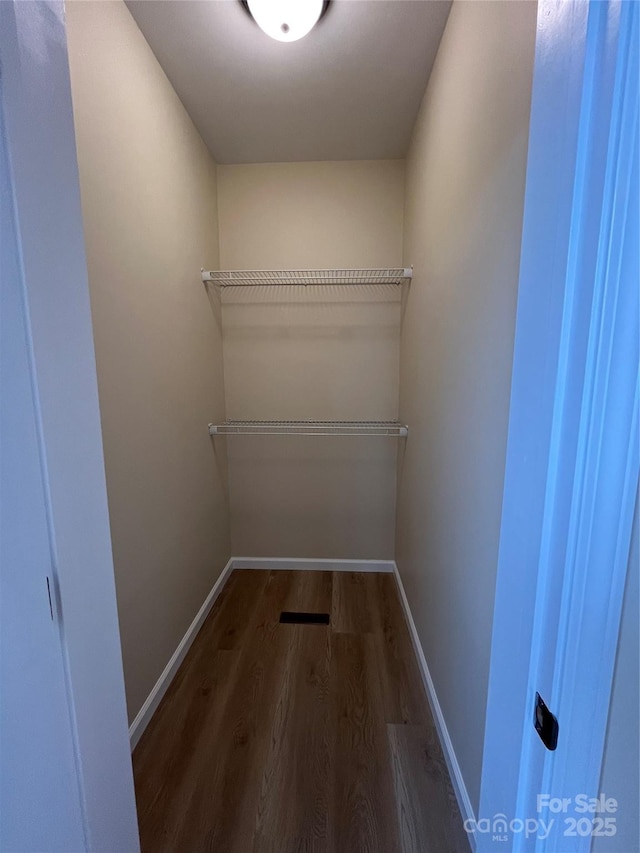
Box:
[478,1,638,850]
[0,2,139,849]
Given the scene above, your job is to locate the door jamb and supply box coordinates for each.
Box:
[0,2,140,849]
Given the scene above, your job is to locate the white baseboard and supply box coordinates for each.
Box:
[230,556,395,573]
[129,556,392,749]
[392,563,477,850]
[128,557,234,750]
[129,552,475,853]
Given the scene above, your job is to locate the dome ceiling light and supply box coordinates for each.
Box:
[242,0,330,43]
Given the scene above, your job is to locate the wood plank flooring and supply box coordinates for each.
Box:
[133,570,470,852]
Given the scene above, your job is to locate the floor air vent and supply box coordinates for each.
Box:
[279,611,330,625]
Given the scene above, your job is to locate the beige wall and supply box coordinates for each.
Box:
[217,161,404,558]
[66,0,230,723]
[396,0,537,813]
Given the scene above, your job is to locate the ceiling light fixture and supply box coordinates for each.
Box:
[243,0,329,43]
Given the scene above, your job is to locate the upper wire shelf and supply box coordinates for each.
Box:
[208,420,408,437]
[201,267,413,287]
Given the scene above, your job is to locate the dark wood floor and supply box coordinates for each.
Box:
[133,570,469,853]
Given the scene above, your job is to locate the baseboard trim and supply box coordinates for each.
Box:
[392,563,477,850]
[128,557,234,751]
[129,555,392,749]
[128,552,476,852]
[230,556,395,573]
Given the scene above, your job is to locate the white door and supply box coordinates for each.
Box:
[0,2,139,850]
[516,3,638,844]
[0,111,86,850]
[479,2,639,851]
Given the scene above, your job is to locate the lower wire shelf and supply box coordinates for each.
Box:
[208,420,409,437]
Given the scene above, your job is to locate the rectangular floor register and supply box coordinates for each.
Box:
[279,611,330,625]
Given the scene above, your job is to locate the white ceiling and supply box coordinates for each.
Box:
[126,0,451,164]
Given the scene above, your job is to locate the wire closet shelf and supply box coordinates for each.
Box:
[201,267,413,287]
[208,420,409,437]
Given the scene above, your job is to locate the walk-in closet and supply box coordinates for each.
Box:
[58,0,539,849]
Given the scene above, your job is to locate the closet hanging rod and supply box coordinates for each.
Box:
[208,420,409,437]
[200,267,413,287]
